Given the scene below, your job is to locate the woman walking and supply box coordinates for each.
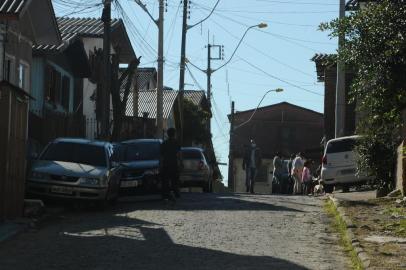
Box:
[302,160,312,195]
[292,153,304,195]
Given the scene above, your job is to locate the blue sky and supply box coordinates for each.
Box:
[53,0,339,186]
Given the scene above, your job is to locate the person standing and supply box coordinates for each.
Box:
[160,128,181,201]
[242,139,261,194]
[273,152,283,194]
[287,154,295,194]
[292,152,304,195]
[302,160,312,195]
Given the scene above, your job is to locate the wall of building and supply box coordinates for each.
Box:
[323,67,357,141]
[233,158,273,194]
[232,103,324,163]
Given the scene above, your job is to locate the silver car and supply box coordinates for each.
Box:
[180,147,212,192]
[27,138,121,203]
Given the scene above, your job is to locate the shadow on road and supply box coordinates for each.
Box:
[116,193,305,213]
[0,212,310,270]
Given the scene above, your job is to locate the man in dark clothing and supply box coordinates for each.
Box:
[160,128,181,200]
[242,139,262,194]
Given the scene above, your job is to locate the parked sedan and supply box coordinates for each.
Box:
[27,138,121,204]
[115,139,162,195]
[180,147,212,192]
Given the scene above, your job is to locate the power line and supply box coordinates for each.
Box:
[238,56,324,96]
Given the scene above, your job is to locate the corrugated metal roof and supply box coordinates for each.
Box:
[0,0,26,15]
[311,53,336,82]
[126,90,179,119]
[33,32,80,53]
[57,17,122,37]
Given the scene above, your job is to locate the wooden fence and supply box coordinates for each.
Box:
[29,110,86,147]
[0,83,29,220]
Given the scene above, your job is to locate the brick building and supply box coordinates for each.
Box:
[229,102,324,193]
[312,54,357,142]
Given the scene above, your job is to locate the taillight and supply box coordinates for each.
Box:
[322,155,327,165]
[198,160,204,170]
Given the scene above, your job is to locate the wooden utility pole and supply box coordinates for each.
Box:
[228,101,235,192]
[156,0,164,139]
[335,0,346,138]
[178,0,188,145]
[206,43,212,133]
[101,0,111,138]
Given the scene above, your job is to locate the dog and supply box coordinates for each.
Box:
[313,179,325,196]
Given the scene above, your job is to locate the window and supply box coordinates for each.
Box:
[44,64,71,111]
[326,138,358,154]
[18,62,30,91]
[61,76,70,110]
[4,55,15,83]
[122,142,161,161]
[41,142,107,167]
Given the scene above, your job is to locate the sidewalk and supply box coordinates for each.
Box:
[330,190,406,269]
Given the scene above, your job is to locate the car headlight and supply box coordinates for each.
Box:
[78,177,100,186]
[31,171,48,179]
[144,168,159,175]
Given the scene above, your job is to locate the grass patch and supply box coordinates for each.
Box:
[324,200,364,270]
[383,206,406,237]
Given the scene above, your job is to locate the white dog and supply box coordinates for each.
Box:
[313,179,325,196]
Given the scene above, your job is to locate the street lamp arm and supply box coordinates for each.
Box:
[234,88,283,130]
[213,24,263,73]
[187,0,221,30]
[134,0,158,25]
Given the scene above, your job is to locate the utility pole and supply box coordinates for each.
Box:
[156,0,164,139]
[228,101,235,192]
[206,43,223,133]
[178,0,188,145]
[101,0,111,139]
[335,0,346,138]
[206,43,212,132]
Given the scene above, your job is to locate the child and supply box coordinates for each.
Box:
[301,160,312,195]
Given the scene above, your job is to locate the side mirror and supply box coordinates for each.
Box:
[31,153,39,160]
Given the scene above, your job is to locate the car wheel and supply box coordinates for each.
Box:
[324,184,334,193]
[203,182,211,193]
[342,184,350,193]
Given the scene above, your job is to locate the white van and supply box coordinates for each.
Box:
[321,135,371,193]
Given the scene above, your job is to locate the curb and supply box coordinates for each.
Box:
[328,195,371,269]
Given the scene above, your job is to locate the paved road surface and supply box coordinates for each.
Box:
[0,193,349,270]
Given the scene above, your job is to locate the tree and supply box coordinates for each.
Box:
[320,0,406,193]
[110,55,140,142]
[182,99,210,145]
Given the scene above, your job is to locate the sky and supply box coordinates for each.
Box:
[53,0,339,186]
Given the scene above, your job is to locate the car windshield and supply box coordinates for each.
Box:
[41,142,107,167]
[182,150,203,160]
[123,142,160,161]
[326,138,358,154]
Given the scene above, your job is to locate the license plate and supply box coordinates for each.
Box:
[341,169,356,175]
[120,180,138,188]
[51,186,73,195]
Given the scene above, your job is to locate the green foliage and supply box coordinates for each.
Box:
[320,1,406,189]
[183,99,210,145]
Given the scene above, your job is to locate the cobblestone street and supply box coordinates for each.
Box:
[0,193,349,270]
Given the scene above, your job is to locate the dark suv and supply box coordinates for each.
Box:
[115,139,162,195]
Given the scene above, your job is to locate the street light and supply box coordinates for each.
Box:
[234,88,284,130]
[213,23,268,73]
